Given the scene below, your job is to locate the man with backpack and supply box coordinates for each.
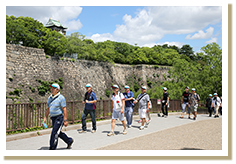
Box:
[43,83,74,150]
[188,88,201,120]
[134,86,150,130]
[180,86,191,119]
[205,94,213,117]
[79,84,97,133]
[211,93,221,118]
[107,85,127,136]
[123,85,134,128]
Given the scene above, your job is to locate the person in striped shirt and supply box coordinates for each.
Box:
[43,83,73,150]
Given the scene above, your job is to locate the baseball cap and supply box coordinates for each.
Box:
[124,85,130,89]
[85,84,92,88]
[185,86,189,89]
[209,94,212,96]
[111,85,119,89]
[192,88,196,91]
[141,86,147,90]
[49,83,60,90]
[163,87,167,91]
[214,93,218,96]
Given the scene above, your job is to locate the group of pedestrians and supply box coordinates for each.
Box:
[180,86,222,120]
[43,83,222,150]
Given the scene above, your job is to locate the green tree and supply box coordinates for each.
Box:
[41,29,68,56]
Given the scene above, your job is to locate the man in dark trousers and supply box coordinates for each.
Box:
[205,94,213,117]
[161,87,169,118]
[43,83,74,150]
[80,84,97,133]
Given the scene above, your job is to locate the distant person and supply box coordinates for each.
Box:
[134,86,150,130]
[43,83,73,150]
[123,85,134,128]
[205,94,213,117]
[211,93,221,118]
[219,96,222,115]
[161,87,169,118]
[188,88,201,120]
[79,84,97,133]
[107,85,127,136]
[180,86,191,119]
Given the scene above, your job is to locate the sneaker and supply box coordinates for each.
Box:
[123,129,127,135]
[127,125,131,128]
[67,139,74,149]
[193,117,196,120]
[79,130,87,133]
[107,132,114,136]
[146,121,150,126]
[144,123,148,128]
[91,130,96,133]
[138,120,142,123]
[162,115,165,117]
[139,126,144,130]
[158,113,161,117]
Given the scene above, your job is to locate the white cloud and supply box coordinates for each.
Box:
[88,6,221,47]
[185,27,214,40]
[205,37,218,44]
[6,6,83,32]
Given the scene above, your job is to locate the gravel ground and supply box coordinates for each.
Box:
[97,118,222,150]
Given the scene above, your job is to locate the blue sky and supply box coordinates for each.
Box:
[6,6,222,53]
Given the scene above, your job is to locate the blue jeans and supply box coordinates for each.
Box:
[50,114,73,150]
[81,109,96,131]
[125,107,133,126]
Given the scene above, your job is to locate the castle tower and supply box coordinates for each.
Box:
[45,18,67,35]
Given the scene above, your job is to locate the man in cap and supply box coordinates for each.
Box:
[43,83,73,150]
[123,85,134,128]
[205,94,213,117]
[188,88,201,120]
[107,85,127,136]
[134,86,150,130]
[161,87,169,118]
[180,86,191,119]
[211,93,221,118]
[80,84,97,133]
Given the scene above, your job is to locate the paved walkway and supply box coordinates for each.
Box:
[6,113,222,150]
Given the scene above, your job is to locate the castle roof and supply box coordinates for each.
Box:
[45,18,67,29]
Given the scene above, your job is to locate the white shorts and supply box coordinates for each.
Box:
[112,110,125,121]
[139,108,147,119]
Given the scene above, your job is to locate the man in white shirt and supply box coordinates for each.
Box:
[107,85,127,136]
[211,93,222,118]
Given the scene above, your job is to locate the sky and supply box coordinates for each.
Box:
[6,5,222,53]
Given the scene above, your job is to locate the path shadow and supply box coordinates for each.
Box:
[77,129,92,133]
[131,125,140,129]
[38,146,71,150]
[180,147,203,150]
[102,131,121,135]
[115,123,124,127]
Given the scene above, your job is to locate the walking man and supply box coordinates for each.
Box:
[180,86,191,119]
[188,88,201,120]
[161,87,169,118]
[123,85,134,128]
[80,84,97,133]
[43,83,73,150]
[211,93,221,118]
[205,94,213,117]
[134,86,150,130]
[107,85,127,136]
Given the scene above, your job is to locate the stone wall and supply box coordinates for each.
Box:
[6,44,170,104]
